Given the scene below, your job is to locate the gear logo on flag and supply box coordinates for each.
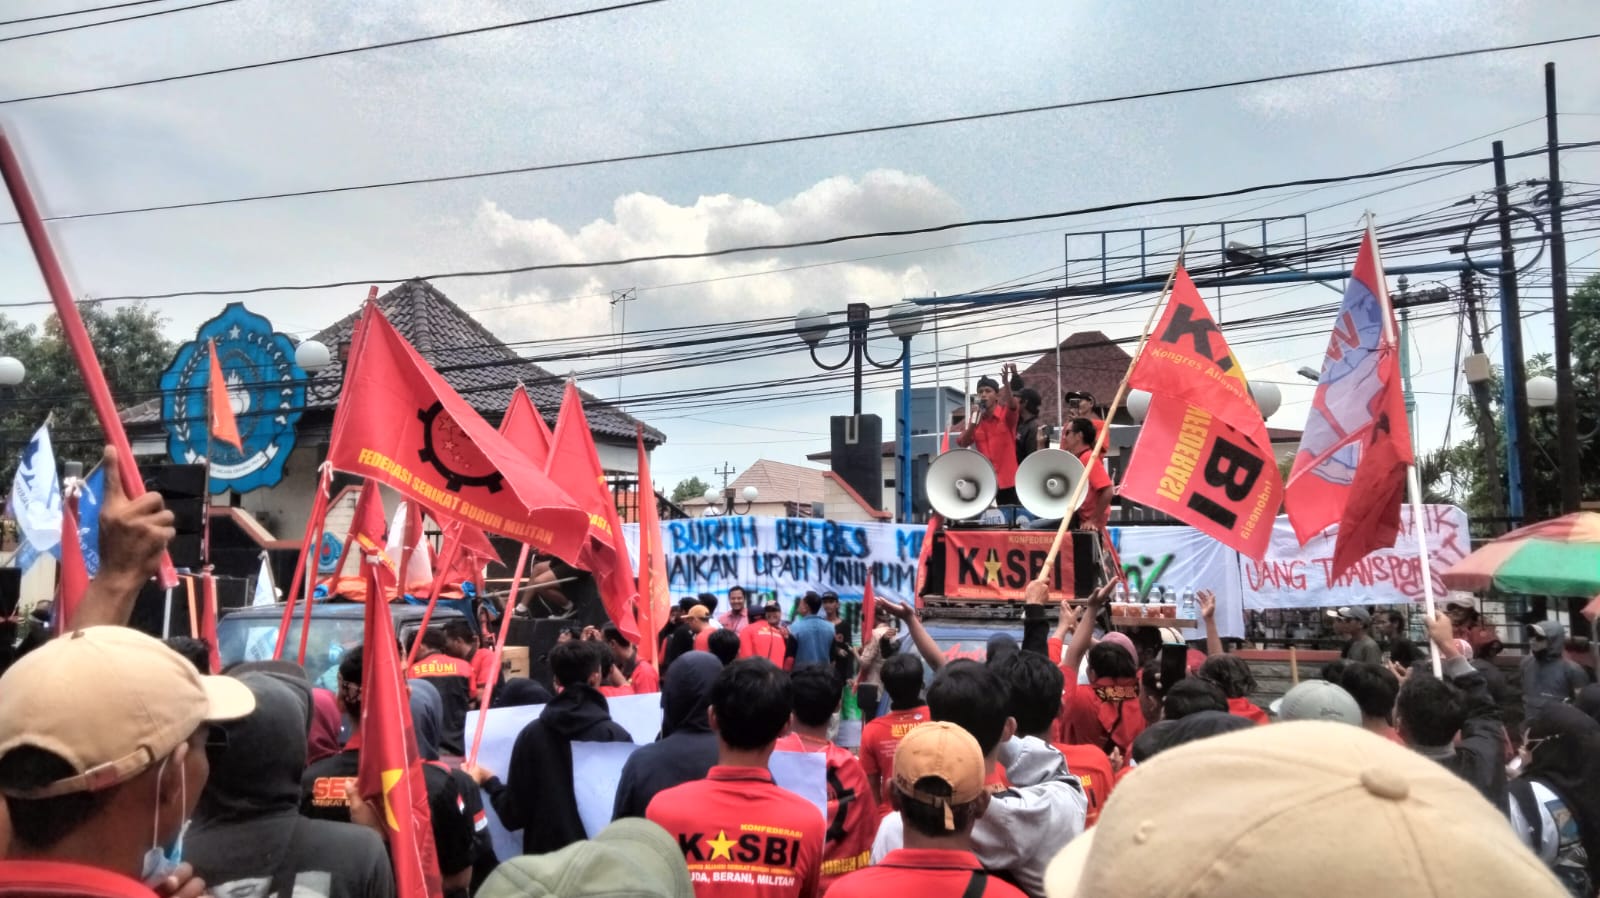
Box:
[417,402,505,493]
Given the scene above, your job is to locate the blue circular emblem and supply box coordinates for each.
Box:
[160,303,307,493]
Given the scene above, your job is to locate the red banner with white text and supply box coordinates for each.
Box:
[943,530,1074,600]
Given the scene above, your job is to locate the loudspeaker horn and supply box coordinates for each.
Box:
[1015,448,1087,520]
[925,449,998,520]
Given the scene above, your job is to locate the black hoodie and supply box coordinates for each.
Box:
[484,683,633,855]
[612,651,722,820]
[187,673,395,898]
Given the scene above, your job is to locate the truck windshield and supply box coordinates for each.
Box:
[216,614,365,690]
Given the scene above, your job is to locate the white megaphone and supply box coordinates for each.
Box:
[1015,448,1087,520]
[925,449,998,520]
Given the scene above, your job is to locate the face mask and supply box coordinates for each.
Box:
[140,750,189,885]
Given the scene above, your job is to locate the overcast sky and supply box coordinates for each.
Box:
[2,0,1598,497]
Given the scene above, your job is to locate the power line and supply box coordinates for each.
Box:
[0,0,171,26]
[0,0,237,43]
[0,0,667,104]
[58,140,1598,305]
[10,32,1598,218]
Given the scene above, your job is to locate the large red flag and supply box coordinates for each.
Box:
[500,384,554,468]
[546,381,640,643]
[1120,264,1282,560]
[1288,226,1413,570]
[356,554,443,898]
[57,492,88,628]
[199,572,222,673]
[326,303,588,563]
[861,568,876,646]
[207,340,243,452]
[633,426,670,664]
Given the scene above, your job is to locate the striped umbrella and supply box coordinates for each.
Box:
[1441,512,1600,598]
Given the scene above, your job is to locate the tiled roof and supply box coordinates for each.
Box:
[1019,330,1133,424]
[124,280,663,445]
[680,459,826,507]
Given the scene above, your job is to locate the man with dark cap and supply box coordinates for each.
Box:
[612,651,723,819]
[741,602,792,667]
[1328,605,1382,665]
[186,672,394,897]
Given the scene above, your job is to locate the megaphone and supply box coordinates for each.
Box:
[925,449,998,520]
[1015,448,1087,520]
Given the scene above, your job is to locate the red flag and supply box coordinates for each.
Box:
[910,514,941,608]
[1287,226,1412,557]
[347,485,396,598]
[633,426,670,664]
[861,568,876,645]
[325,303,588,562]
[57,492,88,628]
[439,523,498,594]
[356,554,444,898]
[500,384,554,468]
[1120,264,1282,560]
[207,340,243,452]
[546,381,639,643]
[199,572,222,673]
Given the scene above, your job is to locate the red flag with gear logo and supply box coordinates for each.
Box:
[500,383,554,468]
[356,551,443,898]
[325,302,588,564]
[545,380,640,643]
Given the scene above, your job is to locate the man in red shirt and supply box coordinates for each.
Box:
[774,666,877,890]
[859,653,930,811]
[603,623,661,694]
[442,618,498,697]
[739,603,792,667]
[647,659,824,898]
[957,367,1021,511]
[409,627,477,757]
[1060,417,1112,530]
[827,722,1024,898]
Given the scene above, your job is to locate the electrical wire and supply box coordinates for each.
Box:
[0,0,172,26]
[0,0,237,43]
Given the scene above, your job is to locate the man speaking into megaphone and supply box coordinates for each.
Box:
[956,363,1024,514]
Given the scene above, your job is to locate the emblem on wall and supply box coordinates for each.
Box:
[161,303,307,492]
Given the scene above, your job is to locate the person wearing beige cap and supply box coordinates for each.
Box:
[0,626,255,895]
[828,722,1025,898]
[1043,721,1568,898]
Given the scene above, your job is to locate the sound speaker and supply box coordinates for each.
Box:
[829,414,884,511]
[127,579,191,639]
[925,449,997,520]
[143,464,208,568]
[1015,448,1087,520]
[0,567,19,618]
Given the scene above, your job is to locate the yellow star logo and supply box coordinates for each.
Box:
[706,830,737,861]
[983,550,1002,586]
[381,769,404,832]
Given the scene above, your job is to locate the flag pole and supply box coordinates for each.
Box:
[466,542,532,767]
[1366,213,1442,677]
[1037,233,1197,582]
[404,521,464,667]
[272,463,328,659]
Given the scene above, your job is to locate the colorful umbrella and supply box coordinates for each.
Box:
[1441,512,1600,598]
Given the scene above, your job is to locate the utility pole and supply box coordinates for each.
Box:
[1544,62,1580,514]
[610,288,637,405]
[713,462,736,490]
[1395,276,1418,443]
[1460,271,1506,518]
[1492,140,1532,524]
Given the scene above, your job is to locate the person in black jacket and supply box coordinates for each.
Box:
[475,640,632,855]
[611,651,722,819]
[1396,612,1507,808]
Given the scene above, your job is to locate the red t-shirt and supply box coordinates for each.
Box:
[630,659,661,694]
[825,848,1026,898]
[972,405,1020,489]
[857,705,930,808]
[1075,447,1112,527]
[774,734,877,890]
[1226,696,1269,725]
[646,766,825,898]
[695,629,713,652]
[599,684,634,698]
[740,622,789,665]
[1059,678,1146,758]
[0,860,158,898]
[1053,742,1114,827]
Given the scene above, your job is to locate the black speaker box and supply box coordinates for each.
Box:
[127,579,192,639]
[501,617,572,688]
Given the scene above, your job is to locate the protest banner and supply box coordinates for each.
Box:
[1110,525,1244,640]
[942,530,1073,599]
[1240,504,1469,610]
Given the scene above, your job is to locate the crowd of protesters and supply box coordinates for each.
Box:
[1,448,1593,898]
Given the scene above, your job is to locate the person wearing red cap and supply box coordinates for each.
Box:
[647,658,823,898]
[828,722,1024,898]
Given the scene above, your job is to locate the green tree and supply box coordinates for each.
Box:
[0,302,175,482]
[671,476,710,504]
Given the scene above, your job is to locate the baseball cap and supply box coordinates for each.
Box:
[892,721,986,830]
[1044,722,1567,898]
[685,605,711,621]
[1270,680,1362,725]
[1326,605,1372,623]
[1444,594,1476,610]
[0,626,255,798]
[480,817,692,898]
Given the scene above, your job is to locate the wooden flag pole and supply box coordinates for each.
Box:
[1037,234,1197,582]
[0,132,177,589]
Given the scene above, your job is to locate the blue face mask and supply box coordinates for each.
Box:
[140,752,189,886]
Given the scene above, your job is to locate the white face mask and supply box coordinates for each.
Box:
[140,749,189,885]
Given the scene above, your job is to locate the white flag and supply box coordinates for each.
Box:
[252,553,276,606]
[384,501,434,592]
[8,423,62,565]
